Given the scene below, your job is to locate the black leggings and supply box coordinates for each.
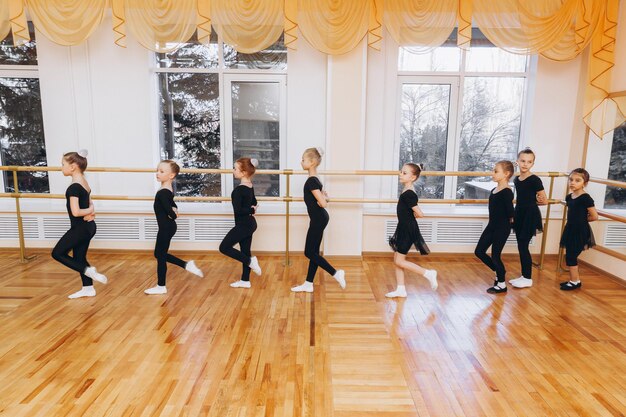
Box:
[565,245,583,267]
[52,222,97,287]
[305,216,336,283]
[516,237,533,279]
[219,219,256,282]
[154,221,186,286]
[474,223,511,282]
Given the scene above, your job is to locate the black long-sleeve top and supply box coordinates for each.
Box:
[231,185,257,223]
[488,187,515,225]
[154,188,177,224]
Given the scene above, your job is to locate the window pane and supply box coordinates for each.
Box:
[224,35,287,70]
[0,22,37,65]
[466,48,527,73]
[0,78,49,193]
[158,73,221,196]
[231,81,280,196]
[398,46,460,72]
[398,84,450,199]
[604,123,626,209]
[156,30,219,69]
[457,77,524,199]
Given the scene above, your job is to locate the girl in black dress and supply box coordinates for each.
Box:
[52,150,108,299]
[144,160,204,295]
[291,147,346,293]
[510,148,547,289]
[559,168,598,291]
[219,157,262,289]
[474,160,515,294]
[386,163,438,298]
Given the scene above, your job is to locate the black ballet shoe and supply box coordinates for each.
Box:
[487,281,507,294]
[560,281,581,291]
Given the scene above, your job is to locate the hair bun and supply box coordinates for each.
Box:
[250,158,259,168]
[315,147,325,157]
[77,149,89,158]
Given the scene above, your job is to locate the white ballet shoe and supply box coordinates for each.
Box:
[511,278,533,288]
[84,266,108,284]
[423,269,438,290]
[68,286,96,299]
[333,270,346,289]
[249,256,262,276]
[230,280,251,289]
[291,282,314,293]
[385,287,407,298]
[144,285,167,295]
[185,260,204,277]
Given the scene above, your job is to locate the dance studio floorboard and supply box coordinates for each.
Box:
[0,250,624,417]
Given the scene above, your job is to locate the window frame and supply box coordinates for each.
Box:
[394,39,535,202]
[153,35,287,206]
[0,53,43,194]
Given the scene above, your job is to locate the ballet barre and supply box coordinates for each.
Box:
[2,166,623,272]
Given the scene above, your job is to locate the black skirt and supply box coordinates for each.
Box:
[559,222,595,252]
[513,205,543,241]
[389,221,430,255]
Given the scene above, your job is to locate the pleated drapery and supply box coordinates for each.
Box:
[0,0,623,137]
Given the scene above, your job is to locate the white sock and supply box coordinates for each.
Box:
[333,270,346,289]
[185,260,204,277]
[68,286,96,299]
[248,256,262,276]
[423,269,438,291]
[230,280,251,288]
[144,285,167,295]
[84,266,108,284]
[385,285,407,298]
[291,281,314,293]
[496,281,506,289]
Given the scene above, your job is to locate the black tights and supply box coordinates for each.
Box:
[305,217,336,283]
[474,223,511,282]
[219,220,256,282]
[154,221,186,286]
[565,245,583,267]
[516,238,533,279]
[52,222,96,287]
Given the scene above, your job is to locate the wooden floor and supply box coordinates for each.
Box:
[0,250,625,417]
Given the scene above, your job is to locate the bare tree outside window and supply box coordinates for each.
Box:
[398,84,450,198]
[397,29,528,201]
[604,123,626,209]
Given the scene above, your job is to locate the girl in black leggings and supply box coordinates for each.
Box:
[474,160,515,294]
[220,157,261,289]
[559,168,598,291]
[144,160,204,295]
[291,147,345,293]
[52,150,108,299]
[510,148,547,289]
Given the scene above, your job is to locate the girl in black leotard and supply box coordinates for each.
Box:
[291,147,345,293]
[220,157,262,289]
[559,168,598,291]
[474,160,515,294]
[510,148,548,289]
[385,163,438,298]
[52,150,108,299]
[144,160,204,295]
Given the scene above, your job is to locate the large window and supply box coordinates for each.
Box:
[0,23,49,193]
[604,122,626,209]
[156,32,286,197]
[397,29,530,200]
